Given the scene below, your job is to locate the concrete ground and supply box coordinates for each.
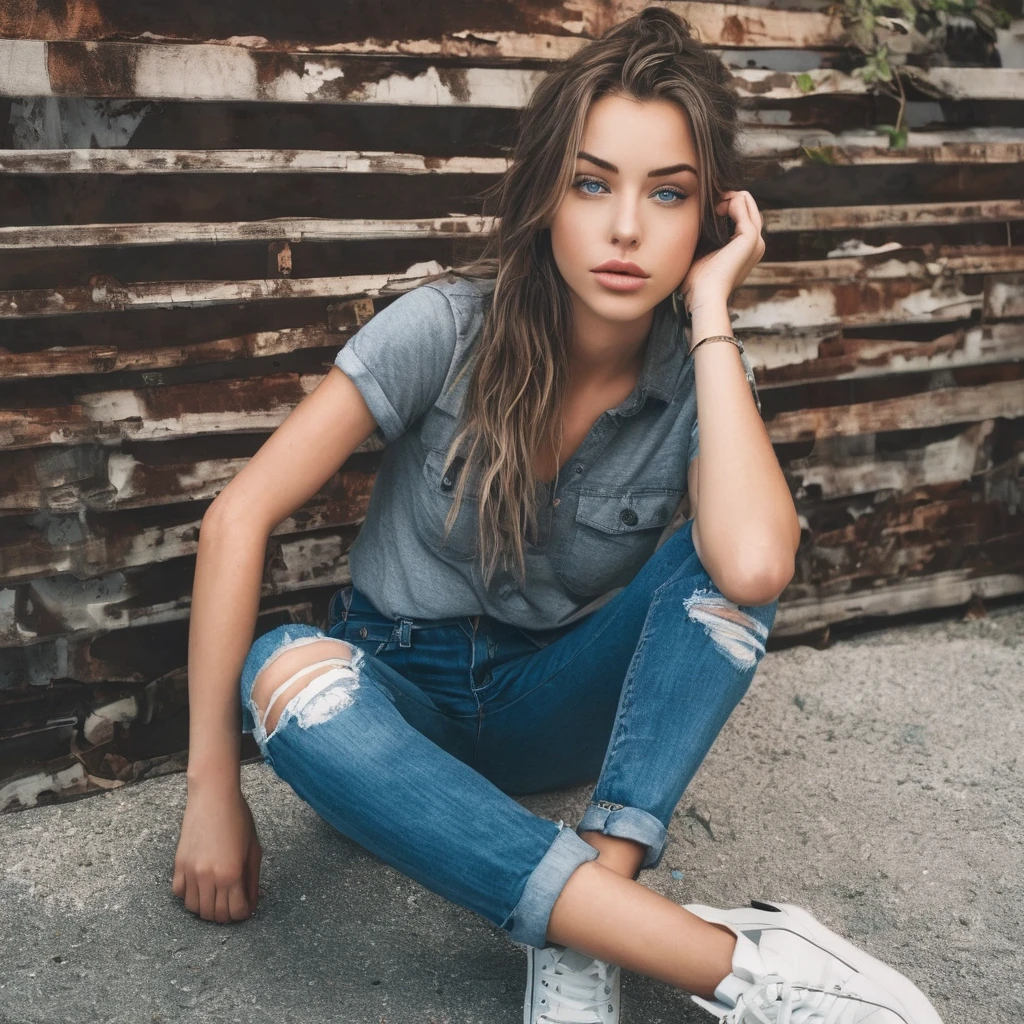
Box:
[1,599,1022,1024]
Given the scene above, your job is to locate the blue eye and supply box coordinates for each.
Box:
[573,176,687,203]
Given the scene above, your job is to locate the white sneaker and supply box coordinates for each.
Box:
[523,943,621,1024]
[684,900,944,1023]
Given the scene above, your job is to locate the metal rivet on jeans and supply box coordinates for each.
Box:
[359,627,368,638]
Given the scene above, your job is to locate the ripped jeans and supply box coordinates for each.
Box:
[239,517,778,950]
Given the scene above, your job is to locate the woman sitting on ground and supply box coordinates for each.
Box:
[173,7,944,1023]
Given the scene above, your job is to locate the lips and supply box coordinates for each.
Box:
[591,260,649,277]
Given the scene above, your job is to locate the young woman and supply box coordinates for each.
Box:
[172,8,944,1023]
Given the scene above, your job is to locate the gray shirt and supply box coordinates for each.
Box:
[333,274,760,630]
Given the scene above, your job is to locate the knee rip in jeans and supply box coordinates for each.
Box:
[683,589,769,671]
[251,637,363,740]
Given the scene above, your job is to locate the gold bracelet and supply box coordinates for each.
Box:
[686,334,743,359]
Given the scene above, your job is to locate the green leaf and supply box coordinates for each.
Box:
[802,145,838,164]
[795,72,816,93]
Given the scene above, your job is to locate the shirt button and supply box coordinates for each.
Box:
[619,508,639,526]
[552,498,560,506]
[574,465,583,475]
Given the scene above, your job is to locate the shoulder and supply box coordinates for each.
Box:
[418,274,496,383]
[418,273,496,333]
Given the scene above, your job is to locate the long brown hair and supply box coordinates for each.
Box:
[419,5,750,589]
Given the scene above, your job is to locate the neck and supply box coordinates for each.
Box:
[566,297,655,387]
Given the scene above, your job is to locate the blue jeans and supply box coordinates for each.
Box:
[239,518,778,949]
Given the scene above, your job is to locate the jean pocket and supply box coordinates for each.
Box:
[556,488,684,597]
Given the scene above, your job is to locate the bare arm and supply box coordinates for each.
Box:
[173,366,378,922]
[685,297,800,607]
[185,368,375,789]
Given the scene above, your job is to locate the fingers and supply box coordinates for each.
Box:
[179,872,253,923]
[197,874,217,921]
[716,190,760,228]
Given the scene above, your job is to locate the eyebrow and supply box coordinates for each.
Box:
[577,151,698,178]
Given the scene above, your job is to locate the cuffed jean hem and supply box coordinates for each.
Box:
[576,802,668,871]
[502,824,600,948]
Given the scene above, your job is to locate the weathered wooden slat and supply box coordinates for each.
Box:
[790,478,1024,596]
[0,598,317,690]
[773,568,1024,636]
[0,322,349,379]
[786,421,998,501]
[4,40,1019,106]
[900,64,1024,101]
[734,277,987,333]
[5,131,1023,178]
[0,216,495,250]
[0,528,357,646]
[0,149,509,175]
[745,129,1024,167]
[767,379,1024,444]
[0,261,446,318]
[762,200,1024,235]
[0,3,851,55]
[1,374,321,449]
[3,203,1022,252]
[750,323,1024,390]
[0,487,373,582]
[0,435,385,514]
[989,274,1024,320]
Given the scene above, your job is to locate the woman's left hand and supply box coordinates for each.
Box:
[678,189,765,314]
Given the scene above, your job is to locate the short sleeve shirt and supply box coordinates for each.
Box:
[333,274,760,630]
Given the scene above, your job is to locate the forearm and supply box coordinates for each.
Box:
[687,295,800,593]
[185,504,270,794]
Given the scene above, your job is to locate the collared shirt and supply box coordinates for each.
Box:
[333,274,760,630]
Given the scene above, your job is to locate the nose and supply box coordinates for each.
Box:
[609,195,641,249]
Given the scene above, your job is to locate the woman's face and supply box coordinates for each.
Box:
[548,93,703,328]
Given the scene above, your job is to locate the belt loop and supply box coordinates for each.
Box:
[398,618,413,648]
[341,584,354,623]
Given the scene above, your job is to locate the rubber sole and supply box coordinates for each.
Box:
[685,900,944,1024]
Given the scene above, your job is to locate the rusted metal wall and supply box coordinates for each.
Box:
[2,1,1022,811]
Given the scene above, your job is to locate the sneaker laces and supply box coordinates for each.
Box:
[726,975,856,1024]
[537,953,616,1024]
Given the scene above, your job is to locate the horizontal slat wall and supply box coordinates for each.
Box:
[2,0,1022,810]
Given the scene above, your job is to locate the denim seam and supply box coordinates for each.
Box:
[595,581,666,778]
[475,601,624,715]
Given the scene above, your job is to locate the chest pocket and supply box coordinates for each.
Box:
[417,446,482,562]
[556,488,684,597]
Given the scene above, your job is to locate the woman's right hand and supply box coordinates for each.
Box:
[172,784,263,923]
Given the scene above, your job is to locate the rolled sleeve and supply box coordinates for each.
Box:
[334,283,459,444]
